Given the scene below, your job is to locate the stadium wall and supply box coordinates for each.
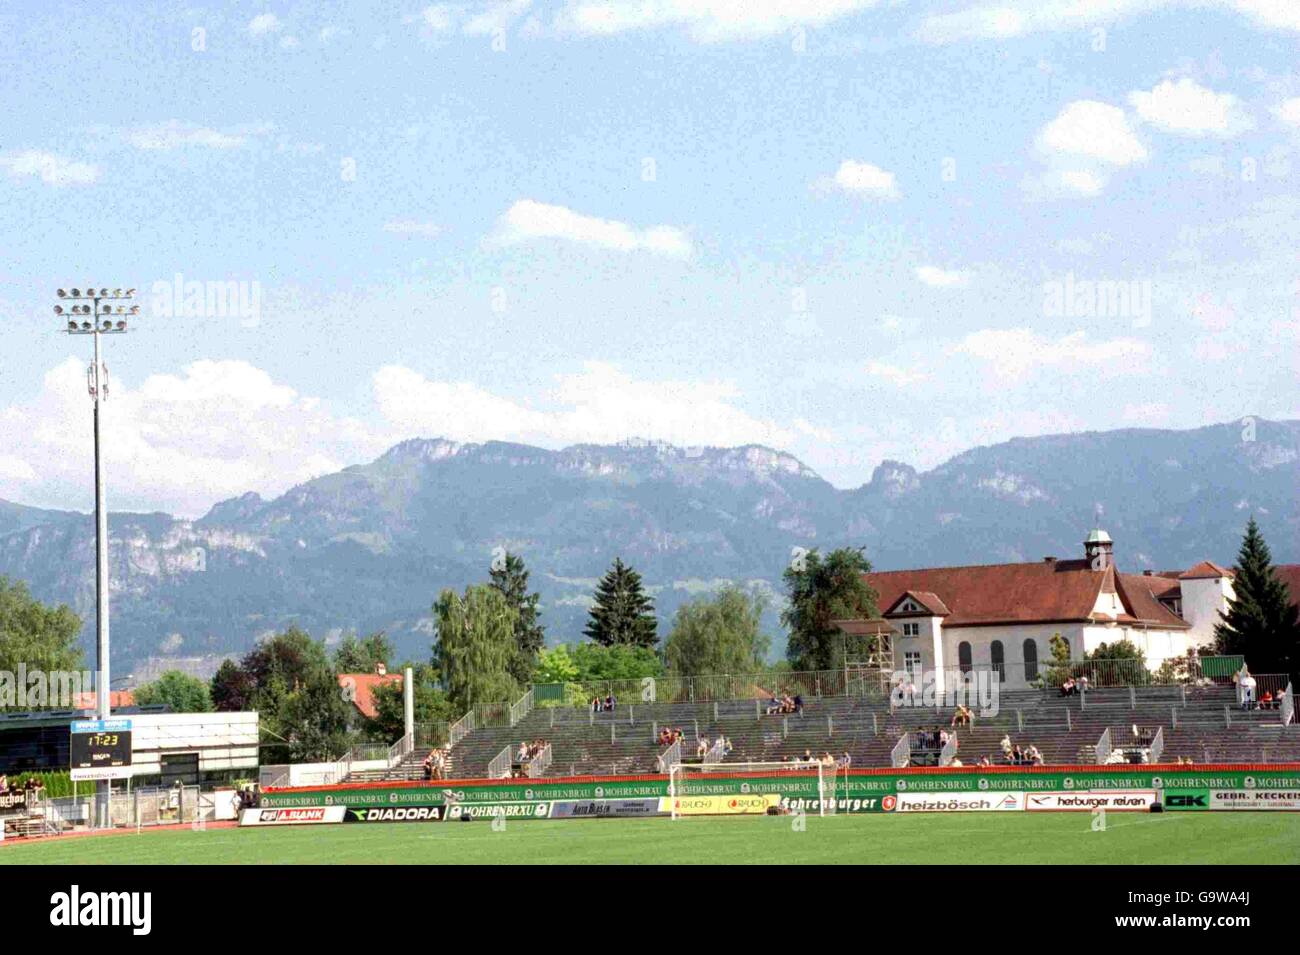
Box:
[259,764,1300,812]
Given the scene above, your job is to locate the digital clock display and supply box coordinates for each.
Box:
[70,719,133,779]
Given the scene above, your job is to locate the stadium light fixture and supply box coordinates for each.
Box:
[52,284,134,826]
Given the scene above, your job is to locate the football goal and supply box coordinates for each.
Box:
[666,760,842,819]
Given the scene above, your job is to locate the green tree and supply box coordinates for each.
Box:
[1087,638,1149,686]
[781,547,879,671]
[534,644,580,685]
[0,576,83,677]
[583,557,658,648]
[333,631,393,673]
[432,584,519,711]
[1214,518,1300,679]
[133,670,212,712]
[569,642,663,682]
[488,551,546,684]
[665,585,770,677]
[210,627,352,762]
[367,662,454,742]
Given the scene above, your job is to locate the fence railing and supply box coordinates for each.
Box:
[890,733,910,769]
[1095,727,1113,765]
[387,732,414,768]
[657,738,682,775]
[525,742,553,778]
[939,733,959,767]
[449,709,476,748]
[1148,726,1164,764]
[534,669,870,709]
[509,687,534,727]
[487,745,513,779]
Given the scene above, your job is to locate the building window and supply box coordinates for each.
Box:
[1023,639,1039,682]
[990,640,1005,682]
[904,650,922,676]
[958,641,972,674]
[902,622,920,638]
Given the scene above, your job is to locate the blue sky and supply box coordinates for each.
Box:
[1,0,1298,516]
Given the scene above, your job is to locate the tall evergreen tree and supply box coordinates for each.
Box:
[1214,518,1300,678]
[488,551,546,683]
[583,557,658,648]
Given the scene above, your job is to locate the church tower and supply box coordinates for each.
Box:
[1084,528,1114,571]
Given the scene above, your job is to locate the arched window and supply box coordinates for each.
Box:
[1023,639,1039,682]
[958,641,972,674]
[990,640,1005,682]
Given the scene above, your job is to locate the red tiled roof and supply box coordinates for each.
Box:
[73,690,134,710]
[1179,560,1232,580]
[884,590,951,616]
[864,559,1189,630]
[1273,565,1300,603]
[337,672,402,720]
[1113,573,1191,630]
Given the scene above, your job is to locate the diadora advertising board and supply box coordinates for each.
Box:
[259,766,1300,816]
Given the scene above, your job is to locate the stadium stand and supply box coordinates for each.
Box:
[342,672,1297,783]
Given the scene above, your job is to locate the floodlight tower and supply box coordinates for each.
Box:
[53,286,137,724]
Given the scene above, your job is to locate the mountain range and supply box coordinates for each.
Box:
[1,417,1296,679]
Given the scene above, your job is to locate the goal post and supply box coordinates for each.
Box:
[667,760,839,819]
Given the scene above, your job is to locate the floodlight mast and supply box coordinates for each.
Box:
[54,286,135,825]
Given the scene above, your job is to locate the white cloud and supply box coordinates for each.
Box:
[279,35,301,49]
[558,0,881,41]
[248,13,283,35]
[1128,78,1252,137]
[411,2,532,36]
[383,220,444,238]
[1273,97,1300,127]
[373,361,792,449]
[818,159,899,200]
[125,121,250,150]
[919,1,1300,44]
[866,361,927,386]
[0,359,387,517]
[956,328,1151,378]
[915,265,970,288]
[1036,100,1148,166]
[490,199,692,258]
[0,150,99,186]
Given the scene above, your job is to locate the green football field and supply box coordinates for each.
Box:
[3,812,1299,864]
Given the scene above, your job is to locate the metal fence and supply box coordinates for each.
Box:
[656,738,682,775]
[1095,727,1113,765]
[535,669,864,709]
[487,745,513,779]
[890,733,910,769]
[526,742,553,778]
[1148,726,1164,764]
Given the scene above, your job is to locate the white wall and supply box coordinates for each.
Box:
[127,711,259,776]
[1180,576,1234,648]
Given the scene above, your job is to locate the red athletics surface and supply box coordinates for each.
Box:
[0,819,238,848]
[263,761,1296,794]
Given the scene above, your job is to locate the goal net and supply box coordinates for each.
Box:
[667,760,841,819]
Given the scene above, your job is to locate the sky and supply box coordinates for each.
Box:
[0,0,1298,517]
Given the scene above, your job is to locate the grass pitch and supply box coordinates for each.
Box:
[2,812,1299,865]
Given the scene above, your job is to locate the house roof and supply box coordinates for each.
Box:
[1179,560,1232,580]
[884,590,951,616]
[336,672,402,720]
[863,558,1189,630]
[72,690,135,711]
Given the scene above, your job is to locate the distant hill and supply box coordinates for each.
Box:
[1,419,1296,676]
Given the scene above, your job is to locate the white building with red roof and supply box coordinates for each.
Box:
[845,528,1299,691]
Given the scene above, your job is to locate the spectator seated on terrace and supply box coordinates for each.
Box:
[1260,691,1275,710]
[658,727,684,747]
[604,694,616,712]
[950,704,973,729]
[590,696,602,713]
[764,692,803,716]
[1060,677,1078,697]
[696,736,710,759]
[423,748,448,781]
